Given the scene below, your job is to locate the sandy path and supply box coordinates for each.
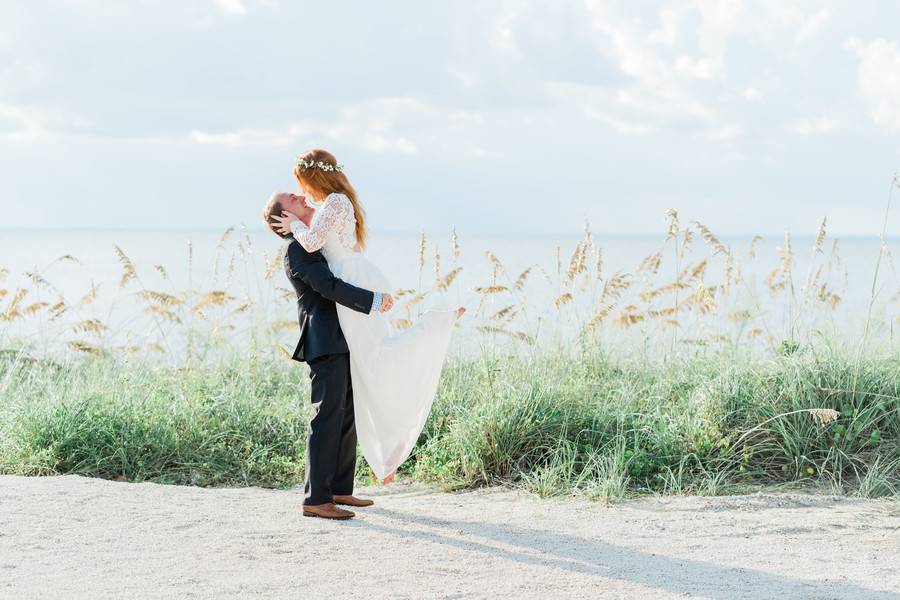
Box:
[1,475,898,599]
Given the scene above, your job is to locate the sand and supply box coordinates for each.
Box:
[1,474,898,599]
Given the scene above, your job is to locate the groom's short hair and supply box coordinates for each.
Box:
[263,192,290,239]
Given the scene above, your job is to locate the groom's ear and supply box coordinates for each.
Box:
[263,194,290,238]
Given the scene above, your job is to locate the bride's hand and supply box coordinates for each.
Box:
[274,211,300,236]
[380,293,394,312]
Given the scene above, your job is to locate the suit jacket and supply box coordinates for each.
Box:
[283,238,375,362]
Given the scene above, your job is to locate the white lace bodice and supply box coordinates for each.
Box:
[290,192,359,261]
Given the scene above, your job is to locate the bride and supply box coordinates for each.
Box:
[274,149,464,485]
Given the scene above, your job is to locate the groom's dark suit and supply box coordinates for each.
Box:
[283,238,375,506]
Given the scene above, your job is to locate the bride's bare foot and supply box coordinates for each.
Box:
[382,469,397,485]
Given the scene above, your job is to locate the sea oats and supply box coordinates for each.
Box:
[451,227,460,259]
[690,221,728,255]
[154,264,169,280]
[513,267,534,290]
[264,246,286,280]
[146,305,181,322]
[404,293,426,309]
[810,408,840,425]
[434,248,441,288]
[0,267,8,281]
[490,305,517,321]
[436,267,462,291]
[665,208,680,240]
[585,303,615,331]
[0,289,7,299]
[24,302,49,315]
[484,250,504,272]
[780,230,794,275]
[25,271,51,288]
[74,319,107,335]
[613,310,645,327]
[476,325,533,344]
[686,283,717,315]
[68,341,102,355]
[827,239,841,272]
[194,291,234,313]
[276,344,292,359]
[729,310,753,322]
[49,299,66,320]
[689,259,708,282]
[394,288,417,298]
[276,287,294,301]
[80,282,100,305]
[139,291,183,306]
[391,319,412,329]
[748,235,762,259]
[814,217,827,254]
[765,268,786,294]
[475,285,509,294]
[637,251,663,276]
[681,226,693,258]
[1,288,28,321]
[556,246,561,279]
[418,233,426,274]
[270,320,299,332]
[113,245,137,288]
[595,247,604,280]
[640,281,690,303]
[647,306,678,318]
[218,226,235,247]
[232,300,253,314]
[555,292,573,308]
[565,242,587,284]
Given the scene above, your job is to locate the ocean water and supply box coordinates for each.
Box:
[0,228,897,360]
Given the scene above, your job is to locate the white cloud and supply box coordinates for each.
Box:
[0,104,45,141]
[0,103,85,141]
[582,3,720,124]
[743,87,762,101]
[795,8,830,42]
[214,0,247,15]
[674,55,719,80]
[846,37,900,132]
[789,116,839,135]
[704,123,742,141]
[186,97,481,155]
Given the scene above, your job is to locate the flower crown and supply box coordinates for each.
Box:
[296,156,344,172]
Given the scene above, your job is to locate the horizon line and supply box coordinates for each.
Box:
[0,226,897,240]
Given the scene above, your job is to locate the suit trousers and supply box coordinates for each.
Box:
[303,352,357,505]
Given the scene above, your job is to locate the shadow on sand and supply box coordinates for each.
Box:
[345,503,897,599]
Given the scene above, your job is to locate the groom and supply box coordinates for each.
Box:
[264,192,394,520]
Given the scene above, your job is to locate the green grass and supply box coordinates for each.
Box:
[2,345,897,500]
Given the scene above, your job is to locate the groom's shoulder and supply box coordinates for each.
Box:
[283,238,317,260]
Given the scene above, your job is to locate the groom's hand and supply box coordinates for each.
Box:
[380,293,394,312]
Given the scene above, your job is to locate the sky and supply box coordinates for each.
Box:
[1,0,899,237]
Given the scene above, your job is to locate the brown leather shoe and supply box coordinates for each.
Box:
[333,494,374,507]
[302,502,355,519]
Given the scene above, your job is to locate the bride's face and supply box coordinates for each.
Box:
[298,180,325,203]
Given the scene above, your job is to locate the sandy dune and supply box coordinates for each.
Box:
[1,475,898,599]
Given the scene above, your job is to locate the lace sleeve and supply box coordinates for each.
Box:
[289,194,353,253]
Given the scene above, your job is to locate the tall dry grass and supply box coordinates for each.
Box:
[1,183,898,499]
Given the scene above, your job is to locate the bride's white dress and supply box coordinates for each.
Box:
[290,192,457,480]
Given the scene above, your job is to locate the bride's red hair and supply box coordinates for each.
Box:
[293,149,368,250]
